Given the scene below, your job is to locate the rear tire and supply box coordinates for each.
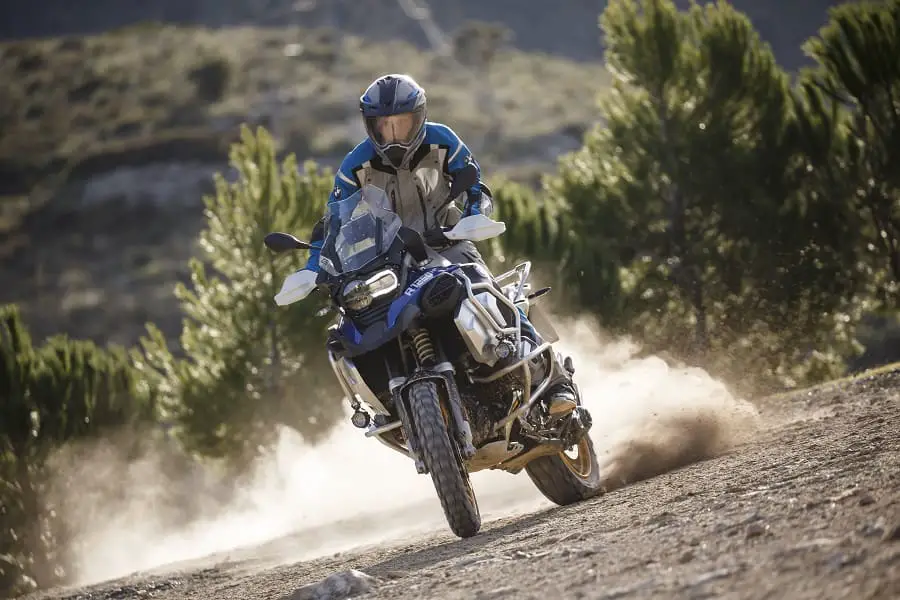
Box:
[525,434,603,505]
[409,380,482,538]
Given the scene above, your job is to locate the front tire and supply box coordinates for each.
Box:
[409,380,482,538]
[525,434,603,505]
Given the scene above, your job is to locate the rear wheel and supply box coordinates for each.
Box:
[525,434,603,505]
[409,380,482,537]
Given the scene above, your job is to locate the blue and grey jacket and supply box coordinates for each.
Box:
[304,122,491,272]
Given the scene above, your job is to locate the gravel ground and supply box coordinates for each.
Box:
[23,371,900,600]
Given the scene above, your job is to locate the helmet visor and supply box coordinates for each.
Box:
[365,110,424,147]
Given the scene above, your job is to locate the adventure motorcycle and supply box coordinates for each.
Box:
[264,165,602,538]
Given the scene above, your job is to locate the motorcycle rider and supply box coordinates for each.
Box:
[303,73,578,415]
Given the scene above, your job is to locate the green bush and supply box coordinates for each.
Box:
[132,126,345,467]
[0,304,155,596]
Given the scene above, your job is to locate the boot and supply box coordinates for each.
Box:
[542,354,579,417]
[518,309,580,418]
[528,352,580,421]
[544,379,578,416]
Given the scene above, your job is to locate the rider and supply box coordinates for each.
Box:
[303,73,578,413]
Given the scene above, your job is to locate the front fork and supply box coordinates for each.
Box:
[396,327,477,474]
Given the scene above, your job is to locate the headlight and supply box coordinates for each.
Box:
[342,269,399,311]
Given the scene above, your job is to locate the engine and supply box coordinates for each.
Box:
[459,368,527,447]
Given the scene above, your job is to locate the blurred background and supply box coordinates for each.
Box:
[1,0,868,354]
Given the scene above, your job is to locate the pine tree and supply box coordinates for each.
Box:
[132,126,344,465]
[493,0,868,391]
[801,0,900,297]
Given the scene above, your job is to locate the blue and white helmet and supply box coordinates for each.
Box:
[360,74,427,169]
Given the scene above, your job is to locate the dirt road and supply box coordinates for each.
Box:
[24,370,899,600]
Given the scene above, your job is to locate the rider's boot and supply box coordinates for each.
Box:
[536,351,593,444]
[519,309,579,418]
[541,353,579,417]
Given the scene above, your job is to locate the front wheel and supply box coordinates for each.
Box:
[525,434,603,505]
[409,380,481,538]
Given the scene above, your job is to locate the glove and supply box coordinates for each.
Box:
[423,227,450,247]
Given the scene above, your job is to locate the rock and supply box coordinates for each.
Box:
[475,586,517,599]
[645,511,676,527]
[883,523,900,542]
[745,522,768,539]
[455,556,482,568]
[859,522,881,537]
[678,550,695,564]
[859,493,876,506]
[738,512,764,525]
[689,568,734,587]
[828,488,859,503]
[861,517,891,538]
[285,569,375,600]
[825,551,865,569]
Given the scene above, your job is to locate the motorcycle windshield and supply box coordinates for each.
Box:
[319,184,402,275]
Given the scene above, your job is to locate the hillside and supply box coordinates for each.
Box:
[1,0,847,69]
[0,23,608,348]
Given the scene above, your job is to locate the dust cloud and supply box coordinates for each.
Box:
[59,316,760,586]
[553,318,762,491]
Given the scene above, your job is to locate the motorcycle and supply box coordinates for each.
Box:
[264,165,602,538]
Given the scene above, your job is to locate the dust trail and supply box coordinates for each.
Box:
[60,316,759,586]
[552,317,762,492]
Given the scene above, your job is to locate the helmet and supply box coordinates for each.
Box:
[359,74,427,169]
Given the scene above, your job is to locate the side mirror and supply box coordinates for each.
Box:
[397,226,429,263]
[264,232,311,253]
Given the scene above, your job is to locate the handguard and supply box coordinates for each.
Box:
[274,269,318,306]
[444,214,507,242]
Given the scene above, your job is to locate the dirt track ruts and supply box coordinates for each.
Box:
[23,372,900,600]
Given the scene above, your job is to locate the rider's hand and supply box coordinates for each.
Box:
[423,227,450,247]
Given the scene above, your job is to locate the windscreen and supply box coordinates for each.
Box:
[319,184,402,275]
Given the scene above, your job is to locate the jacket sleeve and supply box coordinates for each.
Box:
[440,125,493,217]
[304,163,361,272]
